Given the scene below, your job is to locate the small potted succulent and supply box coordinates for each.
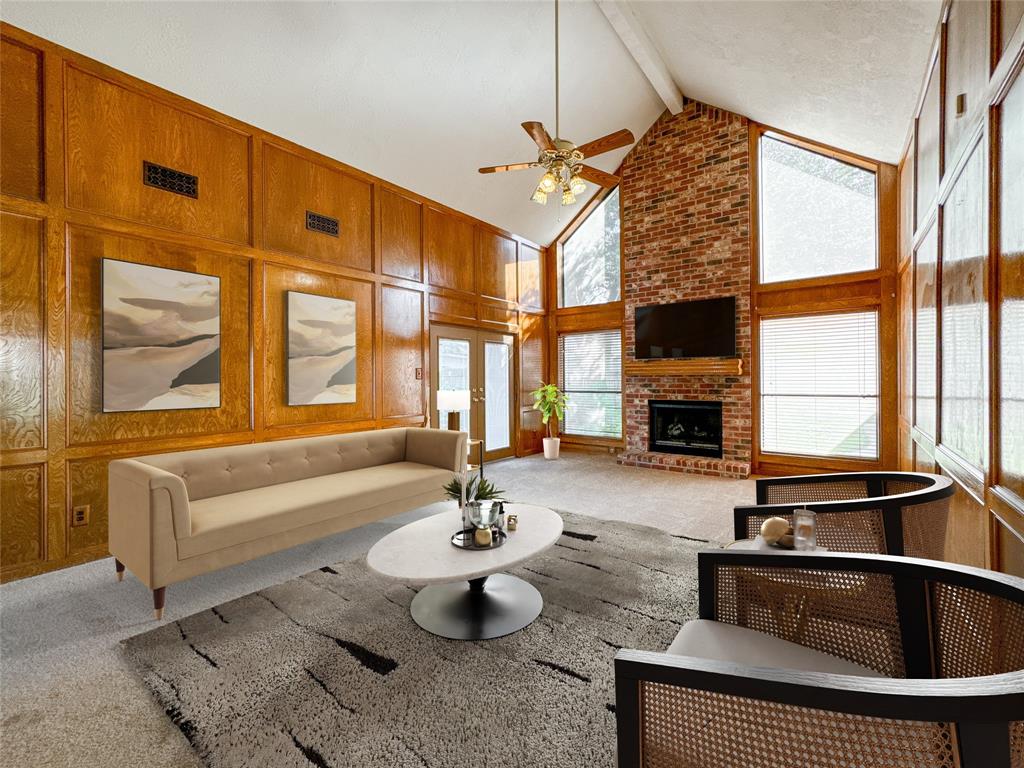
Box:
[530,382,568,460]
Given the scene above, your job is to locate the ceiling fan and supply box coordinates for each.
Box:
[478,0,634,206]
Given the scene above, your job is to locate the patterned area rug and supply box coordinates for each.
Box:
[122,512,705,768]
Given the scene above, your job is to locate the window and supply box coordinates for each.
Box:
[760,311,879,459]
[559,188,621,307]
[759,135,878,283]
[558,330,622,438]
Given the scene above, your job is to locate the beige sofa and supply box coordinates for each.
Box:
[109,427,466,618]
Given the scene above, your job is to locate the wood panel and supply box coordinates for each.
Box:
[899,138,915,261]
[940,143,988,470]
[944,0,989,163]
[0,463,44,570]
[518,243,544,311]
[898,261,913,471]
[428,293,476,322]
[262,143,373,271]
[425,207,474,293]
[914,222,939,438]
[518,312,546,455]
[998,68,1024,500]
[65,66,251,244]
[995,516,1024,578]
[624,358,743,377]
[65,225,252,446]
[67,457,108,555]
[381,285,424,418]
[263,263,375,428]
[379,188,422,282]
[917,56,942,224]
[943,474,988,566]
[0,36,42,200]
[0,22,545,581]
[476,229,518,304]
[0,212,44,451]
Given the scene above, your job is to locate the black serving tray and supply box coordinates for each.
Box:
[451,528,507,550]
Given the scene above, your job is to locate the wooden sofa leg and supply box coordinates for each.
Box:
[115,559,125,582]
[153,587,166,620]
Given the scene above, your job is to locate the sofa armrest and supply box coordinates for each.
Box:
[109,459,191,539]
[405,428,467,472]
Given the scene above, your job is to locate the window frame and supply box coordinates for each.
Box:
[750,124,898,475]
[557,329,624,440]
[549,184,626,448]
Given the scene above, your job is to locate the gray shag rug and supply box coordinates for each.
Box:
[122,512,705,768]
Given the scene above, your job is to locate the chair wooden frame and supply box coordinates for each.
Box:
[615,550,1024,768]
[733,471,954,557]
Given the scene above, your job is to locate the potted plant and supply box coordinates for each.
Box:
[530,382,568,460]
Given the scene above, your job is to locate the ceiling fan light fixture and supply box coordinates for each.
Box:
[538,170,559,193]
[561,187,576,206]
[569,173,586,196]
[531,185,548,205]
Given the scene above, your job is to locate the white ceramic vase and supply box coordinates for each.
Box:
[542,437,560,460]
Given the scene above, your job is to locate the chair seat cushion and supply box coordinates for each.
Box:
[179,461,450,558]
[665,619,884,677]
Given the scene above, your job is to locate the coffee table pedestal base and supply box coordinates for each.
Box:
[410,574,542,640]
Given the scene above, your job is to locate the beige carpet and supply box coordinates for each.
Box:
[0,451,754,768]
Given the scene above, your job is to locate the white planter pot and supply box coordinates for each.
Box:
[543,437,560,460]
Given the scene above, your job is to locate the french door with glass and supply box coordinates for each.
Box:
[429,325,515,461]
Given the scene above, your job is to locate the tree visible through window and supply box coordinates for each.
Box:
[560,188,621,307]
[759,135,877,283]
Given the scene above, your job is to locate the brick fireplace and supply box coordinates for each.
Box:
[616,100,752,478]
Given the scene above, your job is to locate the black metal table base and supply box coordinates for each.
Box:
[409,574,542,640]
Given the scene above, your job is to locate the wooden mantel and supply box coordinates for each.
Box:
[624,357,744,376]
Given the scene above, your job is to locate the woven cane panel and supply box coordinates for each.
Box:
[763,480,869,504]
[743,510,887,554]
[931,582,1024,678]
[715,565,906,676]
[885,479,930,496]
[901,497,950,560]
[639,683,957,768]
[1011,721,1024,768]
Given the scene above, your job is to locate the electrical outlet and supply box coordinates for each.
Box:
[71,504,90,527]
[415,368,423,380]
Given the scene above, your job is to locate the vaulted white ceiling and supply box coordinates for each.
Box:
[2,1,940,246]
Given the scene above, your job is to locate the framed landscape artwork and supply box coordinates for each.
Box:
[102,259,221,412]
[287,291,357,406]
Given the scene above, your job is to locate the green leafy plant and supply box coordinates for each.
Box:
[443,474,504,503]
[530,382,568,438]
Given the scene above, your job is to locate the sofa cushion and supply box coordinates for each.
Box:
[666,619,884,677]
[140,429,409,502]
[177,461,450,558]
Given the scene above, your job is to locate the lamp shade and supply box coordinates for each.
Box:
[436,389,471,412]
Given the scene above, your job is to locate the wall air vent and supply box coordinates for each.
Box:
[143,161,198,199]
[305,210,340,237]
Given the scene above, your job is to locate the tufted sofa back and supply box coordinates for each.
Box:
[137,429,409,501]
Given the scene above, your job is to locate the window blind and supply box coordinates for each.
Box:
[760,311,879,459]
[558,331,622,439]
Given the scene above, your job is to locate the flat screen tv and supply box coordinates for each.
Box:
[635,297,736,359]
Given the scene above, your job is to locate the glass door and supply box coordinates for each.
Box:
[429,325,515,461]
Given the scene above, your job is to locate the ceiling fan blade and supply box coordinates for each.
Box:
[577,128,635,159]
[522,121,555,151]
[578,165,620,188]
[478,162,535,174]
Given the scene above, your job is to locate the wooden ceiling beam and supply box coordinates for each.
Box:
[596,0,685,115]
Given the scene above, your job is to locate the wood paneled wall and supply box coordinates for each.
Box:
[0,23,547,581]
[897,0,1024,572]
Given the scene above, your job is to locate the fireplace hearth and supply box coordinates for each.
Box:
[648,400,723,458]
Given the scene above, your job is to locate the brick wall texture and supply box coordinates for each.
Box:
[616,99,752,478]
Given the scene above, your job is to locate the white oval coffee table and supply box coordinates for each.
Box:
[367,503,563,640]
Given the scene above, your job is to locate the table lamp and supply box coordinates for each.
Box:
[436,389,471,430]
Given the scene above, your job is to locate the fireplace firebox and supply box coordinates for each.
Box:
[648,400,723,458]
